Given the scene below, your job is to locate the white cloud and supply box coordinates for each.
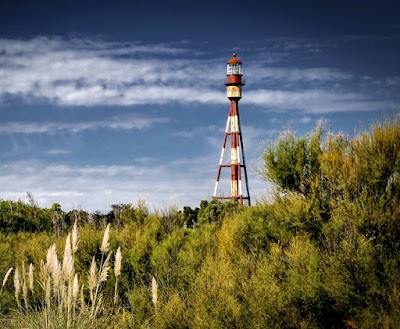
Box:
[0,158,266,212]
[5,159,265,212]
[0,115,169,134]
[0,36,395,113]
[243,89,393,113]
[47,149,71,155]
[0,37,226,106]
[245,66,352,84]
[0,121,269,212]
[0,36,190,57]
[299,116,312,124]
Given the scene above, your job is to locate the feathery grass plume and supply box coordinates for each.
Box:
[114,247,122,277]
[99,251,112,284]
[28,263,34,292]
[51,258,61,292]
[72,220,79,254]
[62,233,74,281]
[14,268,21,307]
[46,244,58,273]
[113,247,122,305]
[3,267,14,286]
[45,277,51,309]
[39,259,47,286]
[151,276,158,309]
[46,243,62,290]
[88,256,97,303]
[21,262,29,308]
[22,276,28,308]
[72,274,79,299]
[0,267,13,295]
[100,223,110,253]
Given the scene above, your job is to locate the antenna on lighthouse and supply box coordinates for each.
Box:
[213,53,251,206]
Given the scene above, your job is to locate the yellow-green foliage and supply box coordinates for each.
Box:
[0,117,399,328]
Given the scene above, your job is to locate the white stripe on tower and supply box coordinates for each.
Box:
[230,103,239,198]
[237,142,243,197]
[213,181,219,197]
[219,116,230,165]
[213,115,231,197]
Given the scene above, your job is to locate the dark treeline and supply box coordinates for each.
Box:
[0,196,229,235]
[0,117,399,328]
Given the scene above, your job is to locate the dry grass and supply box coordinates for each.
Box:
[1,220,161,328]
[0,267,13,296]
[151,276,158,310]
[2,221,128,329]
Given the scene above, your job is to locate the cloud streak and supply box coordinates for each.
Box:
[0,116,169,134]
[47,149,71,155]
[244,89,395,113]
[246,66,352,84]
[1,36,396,112]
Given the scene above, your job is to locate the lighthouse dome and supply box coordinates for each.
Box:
[227,53,242,64]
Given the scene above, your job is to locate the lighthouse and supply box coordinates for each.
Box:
[213,53,250,205]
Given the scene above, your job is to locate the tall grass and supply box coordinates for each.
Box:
[2,221,127,329]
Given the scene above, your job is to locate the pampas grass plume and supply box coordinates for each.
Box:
[1,267,13,296]
[2,267,13,288]
[72,220,79,254]
[115,247,122,277]
[46,244,58,274]
[99,252,112,283]
[88,256,97,291]
[151,276,158,309]
[63,233,74,280]
[14,268,21,306]
[28,263,34,292]
[100,223,110,253]
[72,274,79,299]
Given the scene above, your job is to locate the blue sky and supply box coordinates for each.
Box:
[0,1,399,212]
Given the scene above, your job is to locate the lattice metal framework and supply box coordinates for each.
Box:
[213,54,250,205]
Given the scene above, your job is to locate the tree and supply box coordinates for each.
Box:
[182,206,199,229]
[260,123,323,197]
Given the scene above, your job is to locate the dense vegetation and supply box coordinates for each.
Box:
[0,117,399,328]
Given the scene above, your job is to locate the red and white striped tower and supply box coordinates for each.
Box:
[213,53,251,205]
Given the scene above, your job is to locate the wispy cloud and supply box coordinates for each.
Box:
[0,36,397,112]
[0,37,224,106]
[0,115,169,134]
[244,89,394,113]
[0,36,191,57]
[246,66,352,84]
[299,116,312,124]
[47,149,71,155]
